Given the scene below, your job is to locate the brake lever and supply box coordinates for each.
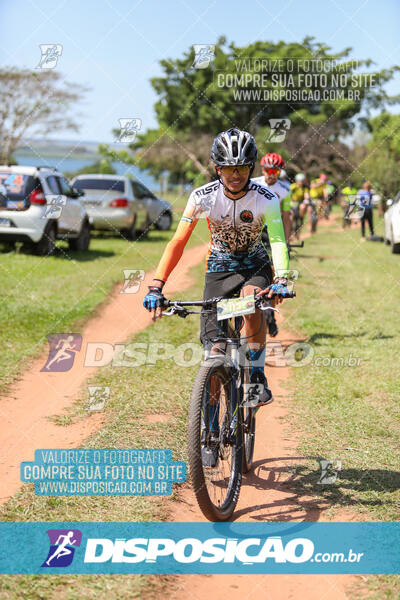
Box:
[256,298,280,313]
[259,304,280,313]
[162,304,190,318]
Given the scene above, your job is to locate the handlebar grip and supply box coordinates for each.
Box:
[270,290,296,298]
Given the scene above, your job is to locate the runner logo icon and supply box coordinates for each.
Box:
[37,44,63,69]
[117,118,142,143]
[317,459,342,485]
[267,118,291,143]
[41,529,82,568]
[41,334,82,372]
[192,45,215,69]
[120,269,145,294]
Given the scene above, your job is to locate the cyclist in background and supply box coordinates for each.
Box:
[252,153,291,241]
[290,173,310,238]
[340,181,358,228]
[310,173,329,221]
[326,180,336,216]
[252,153,290,338]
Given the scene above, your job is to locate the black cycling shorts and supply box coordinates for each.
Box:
[200,264,273,347]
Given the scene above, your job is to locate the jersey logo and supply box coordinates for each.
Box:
[248,182,275,199]
[194,182,219,197]
[240,210,253,223]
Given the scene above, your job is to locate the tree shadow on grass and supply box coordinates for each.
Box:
[53,247,115,261]
[308,331,394,345]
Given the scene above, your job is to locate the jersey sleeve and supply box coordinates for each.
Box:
[263,194,290,278]
[154,192,199,283]
[281,187,291,211]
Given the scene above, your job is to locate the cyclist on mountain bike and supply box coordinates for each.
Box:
[143,128,290,409]
[252,152,290,338]
[252,152,291,241]
[290,173,310,238]
[340,181,358,228]
[310,173,329,222]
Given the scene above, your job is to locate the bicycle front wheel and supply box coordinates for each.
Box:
[241,365,256,473]
[188,359,242,521]
[242,405,256,472]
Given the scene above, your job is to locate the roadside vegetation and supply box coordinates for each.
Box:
[0,260,205,600]
[283,217,400,598]
[0,208,208,394]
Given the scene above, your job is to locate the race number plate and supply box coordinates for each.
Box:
[217,295,255,321]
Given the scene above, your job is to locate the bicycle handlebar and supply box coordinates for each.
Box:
[162,290,296,317]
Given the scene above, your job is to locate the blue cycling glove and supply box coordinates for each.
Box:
[269,282,289,296]
[143,286,166,311]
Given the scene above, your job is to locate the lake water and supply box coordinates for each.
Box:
[14,153,159,191]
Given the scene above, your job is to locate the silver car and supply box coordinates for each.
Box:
[0,165,90,255]
[71,174,173,239]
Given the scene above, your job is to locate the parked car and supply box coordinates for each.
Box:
[70,175,173,239]
[384,191,400,253]
[0,166,90,255]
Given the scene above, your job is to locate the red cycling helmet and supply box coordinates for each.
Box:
[260,152,285,169]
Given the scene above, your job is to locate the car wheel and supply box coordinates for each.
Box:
[0,241,15,252]
[122,216,137,241]
[391,240,400,254]
[33,223,56,256]
[155,211,172,231]
[69,220,90,252]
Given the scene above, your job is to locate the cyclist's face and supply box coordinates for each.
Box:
[263,167,280,185]
[218,165,250,192]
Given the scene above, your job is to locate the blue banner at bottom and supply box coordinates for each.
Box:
[0,522,399,574]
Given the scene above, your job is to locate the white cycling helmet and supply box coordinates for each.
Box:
[295,173,306,182]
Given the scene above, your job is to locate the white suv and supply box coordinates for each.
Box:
[0,165,90,255]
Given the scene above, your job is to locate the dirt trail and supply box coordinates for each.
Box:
[0,243,208,504]
[167,219,363,600]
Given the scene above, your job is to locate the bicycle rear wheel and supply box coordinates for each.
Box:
[291,206,303,239]
[188,359,242,521]
[311,208,318,232]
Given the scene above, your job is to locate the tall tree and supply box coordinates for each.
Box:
[106,37,399,185]
[362,113,400,200]
[151,36,398,135]
[0,67,88,163]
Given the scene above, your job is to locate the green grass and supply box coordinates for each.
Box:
[0,206,209,394]
[0,190,205,599]
[282,215,400,597]
[0,261,205,600]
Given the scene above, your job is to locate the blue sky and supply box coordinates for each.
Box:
[1,0,399,143]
